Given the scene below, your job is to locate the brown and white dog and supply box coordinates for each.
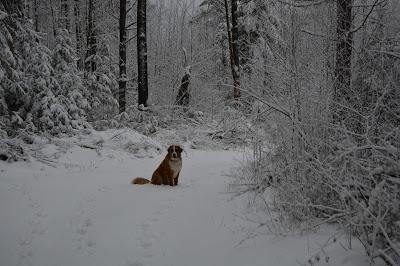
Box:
[131,145,183,186]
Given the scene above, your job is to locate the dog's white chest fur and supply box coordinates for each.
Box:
[169,159,182,178]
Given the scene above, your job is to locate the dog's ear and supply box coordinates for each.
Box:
[167,146,173,153]
[176,146,183,153]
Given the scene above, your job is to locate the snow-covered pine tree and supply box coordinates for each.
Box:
[239,0,283,73]
[0,3,31,135]
[51,29,90,132]
[0,4,90,136]
[26,42,64,134]
[85,41,119,127]
[195,1,227,69]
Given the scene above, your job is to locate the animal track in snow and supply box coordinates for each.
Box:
[71,196,96,255]
[16,188,48,266]
[140,238,152,249]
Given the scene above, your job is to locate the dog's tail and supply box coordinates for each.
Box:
[131,177,150,185]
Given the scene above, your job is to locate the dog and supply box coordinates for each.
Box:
[131,145,183,186]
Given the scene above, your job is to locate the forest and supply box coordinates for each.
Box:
[0,0,399,265]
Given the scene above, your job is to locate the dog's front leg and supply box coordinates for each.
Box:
[174,172,180,186]
[169,177,174,186]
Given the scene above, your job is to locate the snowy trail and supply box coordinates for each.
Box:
[1,142,371,266]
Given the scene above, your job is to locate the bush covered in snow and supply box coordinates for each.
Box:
[241,90,400,264]
[229,2,400,264]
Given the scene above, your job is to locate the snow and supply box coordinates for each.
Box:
[138,104,149,111]
[0,10,7,20]
[0,130,374,266]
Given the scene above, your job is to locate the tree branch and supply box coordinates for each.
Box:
[349,0,380,34]
[277,0,329,8]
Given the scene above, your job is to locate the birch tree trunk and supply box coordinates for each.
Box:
[137,0,148,109]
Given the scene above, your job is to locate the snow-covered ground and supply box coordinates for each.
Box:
[0,130,374,266]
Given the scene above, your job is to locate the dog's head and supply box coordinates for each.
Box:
[167,145,183,161]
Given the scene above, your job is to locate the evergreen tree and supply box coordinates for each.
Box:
[86,41,119,123]
[51,29,89,131]
[0,6,90,136]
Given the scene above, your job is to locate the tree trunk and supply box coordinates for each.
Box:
[85,0,97,72]
[74,0,83,69]
[50,3,57,38]
[230,0,240,99]
[137,0,148,109]
[176,49,190,107]
[175,69,190,107]
[61,0,70,31]
[333,0,353,122]
[119,0,127,113]
[223,0,240,100]
[33,0,39,31]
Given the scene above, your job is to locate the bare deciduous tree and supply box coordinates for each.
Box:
[224,0,241,101]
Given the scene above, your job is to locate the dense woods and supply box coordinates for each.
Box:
[1,0,399,264]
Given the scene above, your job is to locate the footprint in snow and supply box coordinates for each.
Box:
[149,216,158,222]
[140,222,150,230]
[71,197,97,255]
[98,186,111,192]
[140,238,152,249]
[17,193,47,266]
[74,217,96,253]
